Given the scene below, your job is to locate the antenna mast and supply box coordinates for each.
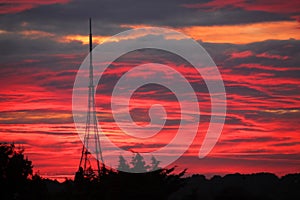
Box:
[77,18,104,179]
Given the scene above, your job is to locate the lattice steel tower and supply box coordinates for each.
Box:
[78,18,104,178]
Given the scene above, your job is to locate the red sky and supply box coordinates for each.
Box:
[0,0,300,180]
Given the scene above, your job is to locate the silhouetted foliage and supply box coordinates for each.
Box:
[117,155,130,172]
[150,155,160,171]
[51,170,300,200]
[72,153,186,199]
[170,172,300,200]
[1,143,300,200]
[0,143,32,182]
[130,152,150,172]
[117,153,161,172]
[0,143,46,200]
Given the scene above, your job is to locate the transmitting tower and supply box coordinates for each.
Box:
[77,18,104,178]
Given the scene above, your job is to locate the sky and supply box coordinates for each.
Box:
[0,0,300,179]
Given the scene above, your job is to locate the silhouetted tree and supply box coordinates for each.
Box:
[150,156,160,171]
[117,155,130,172]
[109,153,186,199]
[0,143,34,199]
[0,143,33,182]
[117,154,161,172]
[130,153,150,172]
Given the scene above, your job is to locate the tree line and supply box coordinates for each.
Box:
[0,142,299,200]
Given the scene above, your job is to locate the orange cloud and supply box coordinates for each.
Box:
[178,21,300,44]
[5,20,297,45]
[59,26,188,45]
[59,34,111,45]
[111,21,300,44]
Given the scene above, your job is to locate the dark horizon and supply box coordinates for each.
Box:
[1,143,299,200]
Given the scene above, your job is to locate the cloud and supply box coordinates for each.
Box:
[229,50,254,59]
[0,0,71,14]
[179,21,300,44]
[256,52,289,60]
[183,0,300,14]
[0,0,295,39]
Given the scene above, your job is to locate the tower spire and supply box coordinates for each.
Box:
[77,18,104,180]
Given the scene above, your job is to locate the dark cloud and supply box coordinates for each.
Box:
[0,32,85,63]
[119,142,166,151]
[0,0,295,37]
